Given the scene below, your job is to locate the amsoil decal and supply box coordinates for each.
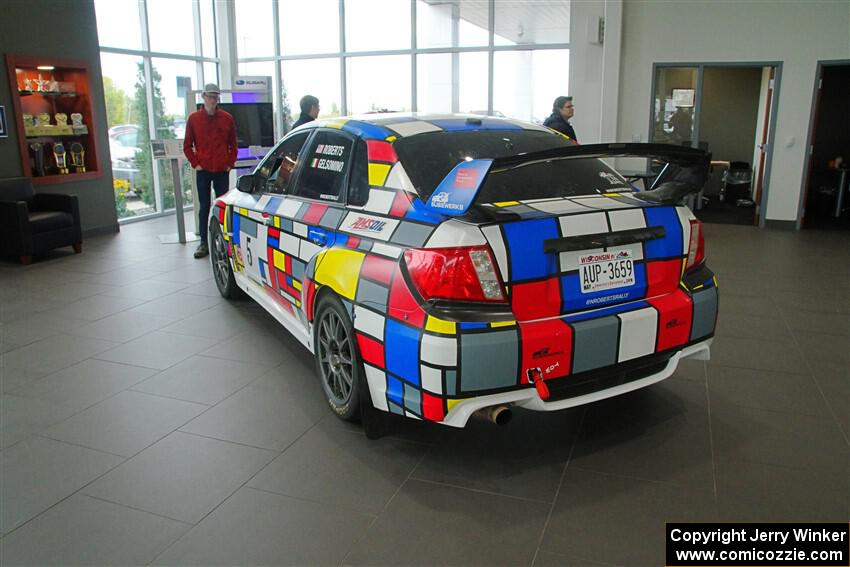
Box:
[350,217,387,232]
[341,213,399,242]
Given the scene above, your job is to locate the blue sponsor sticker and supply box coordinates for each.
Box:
[425,159,493,216]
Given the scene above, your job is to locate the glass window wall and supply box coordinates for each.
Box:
[345,0,411,52]
[279,0,339,55]
[96,0,219,223]
[347,55,411,114]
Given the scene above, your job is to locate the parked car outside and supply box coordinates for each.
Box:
[207,113,717,437]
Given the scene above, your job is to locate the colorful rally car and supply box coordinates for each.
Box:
[209,114,717,435]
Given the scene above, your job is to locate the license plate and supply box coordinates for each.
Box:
[579,251,635,294]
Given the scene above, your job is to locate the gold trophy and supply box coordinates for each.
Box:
[53,142,69,174]
[54,113,72,135]
[22,113,34,136]
[70,112,87,134]
[69,142,85,173]
[36,112,51,136]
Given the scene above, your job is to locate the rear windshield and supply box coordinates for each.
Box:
[393,130,631,202]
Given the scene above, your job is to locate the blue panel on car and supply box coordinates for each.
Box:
[502,218,560,281]
[643,207,683,259]
[384,319,421,386]
[341,120,393,140]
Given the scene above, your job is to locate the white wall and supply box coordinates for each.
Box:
[569,0,622,144]
[616,1,850,223]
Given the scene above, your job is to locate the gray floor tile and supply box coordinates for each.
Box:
[127,292,221,320]
[151,487,373,566]
[161,303,270,340]
[0,366,50,395]
[248,421,427,515]
[10,359,157,414]
[0,436,123,535]
[51,295,146,322]
[100,279,190,301]
[180,372,328,451]
[42,390,208,457]
[708,336,808,373]
[0,297,67,324]
[17,281,115,304]
[78,266,162,286]
[199,329,300,366]
[84,431,276,524]
[150,269,215,285]
[715,311,795,342]
[540,469,716,566]
[715,458,850,522]
[94,331,220,370]
[710,403,849,472]
[1,334,118,375]
[412,408,582,502]
[716,292,780,320]
[569,380,713,489]
[0,395,79,449]
[0,493,190,566]
[55,256,138,275]
[345,479,550,566]
[131,355,273,405]
[782,306,850,336]
[180,278,229,297]
[708,365,830,417]
[68,310,175,343]
[0,313,88,348]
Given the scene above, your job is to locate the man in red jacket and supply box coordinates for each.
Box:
[183,83,237,258]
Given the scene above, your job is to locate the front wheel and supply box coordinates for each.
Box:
[313,295,362,421]
[209,220,241,299]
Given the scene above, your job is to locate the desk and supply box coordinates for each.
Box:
[834,167,849,218]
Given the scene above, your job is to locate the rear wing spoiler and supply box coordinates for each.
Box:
[424,143,711,216]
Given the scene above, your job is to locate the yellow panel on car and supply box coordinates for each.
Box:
[446,398,462,413]
[368,163,392,187]
[490,320,516,328]
[493,201,520,207]
[425,316,457,335]
[273,250,287,271]
[313,249,366,300]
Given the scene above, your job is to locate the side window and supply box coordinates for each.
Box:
[347,139,370,206]
[292,131,353,202]
[257,131,310,194]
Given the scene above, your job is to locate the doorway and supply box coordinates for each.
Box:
[650,63,780,226]
[800,62,850,230]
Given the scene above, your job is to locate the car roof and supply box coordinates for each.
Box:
[293,112,555,141]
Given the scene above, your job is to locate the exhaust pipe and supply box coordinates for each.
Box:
[472,405,512,426]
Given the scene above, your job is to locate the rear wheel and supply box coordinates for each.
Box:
[314,295,362,421]
[209,221,240,299]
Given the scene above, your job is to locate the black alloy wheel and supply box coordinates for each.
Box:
[209,220,240,299]
[314,295,361,420]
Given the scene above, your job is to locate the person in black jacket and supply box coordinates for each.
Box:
[292,95,320,129]
[543,95,578,142]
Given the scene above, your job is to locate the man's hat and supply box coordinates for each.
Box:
[203,83,221,95]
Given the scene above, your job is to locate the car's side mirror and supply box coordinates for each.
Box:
[237,174,256,193]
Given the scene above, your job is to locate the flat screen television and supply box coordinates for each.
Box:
[196,102,275,149]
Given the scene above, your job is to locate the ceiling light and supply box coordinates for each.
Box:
[37,65,54,71]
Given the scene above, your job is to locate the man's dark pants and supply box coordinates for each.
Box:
[196,170,229,244]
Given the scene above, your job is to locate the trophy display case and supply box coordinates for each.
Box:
[5,54,101,185]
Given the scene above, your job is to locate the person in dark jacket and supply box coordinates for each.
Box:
[292,95,320,129]
[183,83,237,258]
[543,95,578,142]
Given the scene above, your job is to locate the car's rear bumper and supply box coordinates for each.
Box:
[440,338,711,427]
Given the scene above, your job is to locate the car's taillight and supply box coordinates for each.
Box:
[685,218,705,271]
[403,245,507,303]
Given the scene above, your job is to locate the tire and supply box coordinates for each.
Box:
[313,294,363,421]
[209,220,241,299]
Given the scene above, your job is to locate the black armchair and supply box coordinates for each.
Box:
[0,177,82,265]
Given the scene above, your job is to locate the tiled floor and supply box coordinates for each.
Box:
[0,215,847,566]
